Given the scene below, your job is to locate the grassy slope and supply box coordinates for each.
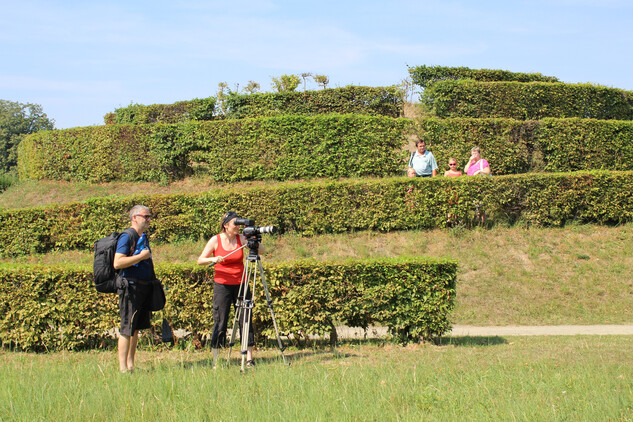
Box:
[2,179,633,326]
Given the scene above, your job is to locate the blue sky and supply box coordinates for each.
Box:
[1,0,632,129]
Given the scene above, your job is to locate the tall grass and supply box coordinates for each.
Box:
[1,336,632,421]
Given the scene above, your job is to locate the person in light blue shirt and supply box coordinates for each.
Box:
[407,138,438,177]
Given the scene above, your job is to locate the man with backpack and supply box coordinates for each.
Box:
[113,205,155,373]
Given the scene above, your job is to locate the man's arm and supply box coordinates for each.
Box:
[113,249,150,270]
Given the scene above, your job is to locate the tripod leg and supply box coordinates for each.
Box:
[240,259,257,372]
[240,300,253,372]
[257,259,287,365]
[227,267,249,366]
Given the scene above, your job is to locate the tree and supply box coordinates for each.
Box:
[243,81,261,94]
[300,72,312,91]
[0,100,54,173]
[270,74,301,92]
[313,74,329,89]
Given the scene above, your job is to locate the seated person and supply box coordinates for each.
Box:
[444,158,462,177]
[464,147,491,176]
[407,138,438,178]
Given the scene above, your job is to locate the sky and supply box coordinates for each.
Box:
[1,0,632,129]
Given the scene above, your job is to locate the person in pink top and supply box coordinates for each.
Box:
[444,157,462,177]
[464,147,491,176]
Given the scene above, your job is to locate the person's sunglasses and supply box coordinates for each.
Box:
[135,214,151,220]
[449,163,457,166]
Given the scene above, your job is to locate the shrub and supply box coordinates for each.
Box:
[408,65,558,88]
[2,172,633,257]
[18,115,408,183]
[422,80,633,120]
[223,86,404,118]
[104,98,217,125]
[0,258,457,350]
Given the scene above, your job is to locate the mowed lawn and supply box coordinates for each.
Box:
[1,336,632,421]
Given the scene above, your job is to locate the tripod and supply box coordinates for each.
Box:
[227,238,286,371]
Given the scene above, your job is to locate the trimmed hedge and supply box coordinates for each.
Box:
[409,65,559,88]
[223,86,404,118]
[0,258,457,351]
[417,118,633,174]
[422,80,633,120]
[18,116,633,182]
[2,172,633,257]
[18,115,408,183]
[104,97,217,125]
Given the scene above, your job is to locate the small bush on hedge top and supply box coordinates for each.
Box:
[0,258,457,351]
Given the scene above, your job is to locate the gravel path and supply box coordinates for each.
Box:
[336,325,633,339]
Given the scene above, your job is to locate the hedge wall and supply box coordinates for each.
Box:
[223,86,404,119]
[0,258,457,351]
[102,86,403,125]
[18,115,408,183]
[422,80,633,120]
[2,172,632,257]
[416,117,633,175]
[408,65,559,88]
[18,116,633,183]
[104,97,217,125]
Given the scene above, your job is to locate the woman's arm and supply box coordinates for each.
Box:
[197,236,223,265]
[464,159,474,174]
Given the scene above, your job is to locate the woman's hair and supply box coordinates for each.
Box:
[219,211,238,232]
[471,147,481,155]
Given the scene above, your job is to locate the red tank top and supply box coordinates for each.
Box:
[213,234,244,285]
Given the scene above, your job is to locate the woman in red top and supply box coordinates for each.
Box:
[197,211,264,368]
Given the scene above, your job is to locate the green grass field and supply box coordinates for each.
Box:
[2,337,632,421]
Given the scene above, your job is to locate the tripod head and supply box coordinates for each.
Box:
[246,235,262,260]
[232,217,277,260]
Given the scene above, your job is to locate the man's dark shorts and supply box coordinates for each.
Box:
[119,279,152,337]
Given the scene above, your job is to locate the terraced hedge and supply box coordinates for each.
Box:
[416,117,633,174]
[17,116,633,182]
[103,86,403,125]
[18,115,408,183]
[223,86,404,118]
[104,97,217,125]
[422,80,633,120]
[2,172,632,257]
[0,258,457,350]
[408,65,559,88]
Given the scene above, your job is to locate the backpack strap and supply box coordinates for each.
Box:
[122,228,140,257]
[408,151,415,168]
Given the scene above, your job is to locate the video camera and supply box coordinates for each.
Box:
[234,218,277,252]
[234,218,277,237]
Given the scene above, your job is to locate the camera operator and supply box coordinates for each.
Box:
[196,211,264,369]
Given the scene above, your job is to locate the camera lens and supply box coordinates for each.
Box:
[258,226,277,234]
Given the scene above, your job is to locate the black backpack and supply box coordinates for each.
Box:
[93,228,139,293]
